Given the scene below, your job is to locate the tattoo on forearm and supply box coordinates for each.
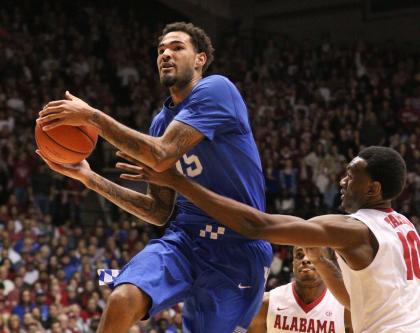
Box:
[148,184,176,222]
[90,110,145,160]
[91,112,202,169]
[166,124,201,157]
[86,173,175,225]
[91,110,101,128]
[148,122,202,163]
[88,173,153,210]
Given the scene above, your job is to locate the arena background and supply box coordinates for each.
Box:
[0,0,419,332]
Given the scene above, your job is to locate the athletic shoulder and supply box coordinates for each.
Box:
[192,75,237,100]
[174,75,246,139]
[200,74,233,87]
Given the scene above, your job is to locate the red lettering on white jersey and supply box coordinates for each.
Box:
[307,319,315,333]
[316,320,327,333]
[271,315,336,332]
[385,213,414,229]
[267,283,345,333]
[299,318,307,332]
[337,209,420,332]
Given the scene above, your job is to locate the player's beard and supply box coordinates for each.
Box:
[340,192,359,214]
[161,67,194,89]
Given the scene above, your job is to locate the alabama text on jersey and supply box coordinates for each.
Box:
[267,283,345,333]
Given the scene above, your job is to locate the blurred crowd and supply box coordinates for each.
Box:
[0,1,419,332]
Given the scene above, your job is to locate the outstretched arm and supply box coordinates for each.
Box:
[36,150,175,226]
[37,92,203,172]
[157,174,361,248]
[304,248,350,310]
[116,159,368,248]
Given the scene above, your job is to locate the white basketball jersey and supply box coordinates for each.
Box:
[266,283,345,333]
[337,208,420,333]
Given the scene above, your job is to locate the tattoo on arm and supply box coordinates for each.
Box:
[91,110,101,128]
[86,173,175,226]
[90,111,203,171]
[148,184,176,224]
[90,110,145,159]
[159,121,204,159]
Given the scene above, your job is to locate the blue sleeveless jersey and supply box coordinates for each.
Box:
[150,75,265,240]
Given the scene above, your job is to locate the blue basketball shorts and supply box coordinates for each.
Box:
[113,224,273,333]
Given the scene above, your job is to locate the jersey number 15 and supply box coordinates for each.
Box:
[175,153,203,178]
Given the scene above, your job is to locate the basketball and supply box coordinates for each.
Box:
[35,123,98,164]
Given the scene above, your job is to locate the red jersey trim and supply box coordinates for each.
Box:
[292,282,327,313]
[374,208,394,213]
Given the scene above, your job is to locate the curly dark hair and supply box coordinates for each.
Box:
[358,146,407,200]
[158,22,215,73]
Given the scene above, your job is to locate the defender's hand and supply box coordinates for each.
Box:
[116,151,182,188]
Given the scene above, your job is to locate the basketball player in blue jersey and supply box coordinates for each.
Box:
[36,22,272,333]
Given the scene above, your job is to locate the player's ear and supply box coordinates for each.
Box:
[367,181,381,197]
[195,52,207,70]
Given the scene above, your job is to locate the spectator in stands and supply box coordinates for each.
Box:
[0,1,418,331]
[7,314,24,333]
[12,289,34,321]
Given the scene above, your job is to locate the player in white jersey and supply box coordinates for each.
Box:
[248,247,351,333]
[119,146,420,332]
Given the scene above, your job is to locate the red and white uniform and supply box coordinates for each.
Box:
[337,208,420,333]
[267,282,345,333]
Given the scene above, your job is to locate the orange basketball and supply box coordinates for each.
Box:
[35,123,98,164]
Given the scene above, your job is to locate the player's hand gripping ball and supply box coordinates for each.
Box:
[35,123,98,164]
